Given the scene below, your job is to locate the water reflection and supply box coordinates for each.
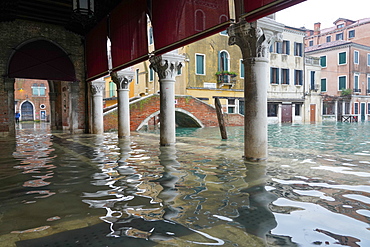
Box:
[1,123,370,247]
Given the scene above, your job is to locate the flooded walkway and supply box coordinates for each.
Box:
[0,122,369,246]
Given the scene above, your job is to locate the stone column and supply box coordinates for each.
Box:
[111,69,134,138]
[90,79,105,134]
[228,19,284,161]
[150,51,184,146]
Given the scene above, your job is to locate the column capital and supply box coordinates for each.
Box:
[149,51,185,81]
[111,69,134,90]
[228,18,284,59]
[90,78,105,96]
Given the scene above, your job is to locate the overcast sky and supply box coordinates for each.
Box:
[275,0,370,30]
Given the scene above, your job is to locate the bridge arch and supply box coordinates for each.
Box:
[136,108,204,131]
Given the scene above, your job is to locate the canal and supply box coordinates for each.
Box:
[0,122,369,246]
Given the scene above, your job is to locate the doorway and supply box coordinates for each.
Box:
[281,104,292,123]
[20,101,34,121]
[310,104,316,123]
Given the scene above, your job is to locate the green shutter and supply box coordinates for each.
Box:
[339,76,346,90]
[339,52,346,64]
[320,56,326,67]
[321,78,326,92]
[240,60,244,78]
[196,55,204,74]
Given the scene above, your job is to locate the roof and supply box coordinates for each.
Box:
[305,40,351,52]
[309,17,370,37]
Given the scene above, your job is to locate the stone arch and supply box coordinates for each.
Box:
[136,108,204,131]
[7,38,76,81]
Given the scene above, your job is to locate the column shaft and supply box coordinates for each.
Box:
[90,80,105,134]
[160,78,176,145]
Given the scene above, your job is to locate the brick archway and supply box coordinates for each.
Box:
[7,39,76,81]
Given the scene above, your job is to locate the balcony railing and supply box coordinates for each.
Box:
[216,73,237,88]
[353,88,361,94]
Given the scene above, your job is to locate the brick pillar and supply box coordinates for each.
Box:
[150,51,184,146]
[111,69,134,138]
[5,78,15,137]
[49,91,58,130]
[90,79,105,134]
[228,19,283,161]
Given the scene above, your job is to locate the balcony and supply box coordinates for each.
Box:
[216,71,237,88]
[353,88,361,94]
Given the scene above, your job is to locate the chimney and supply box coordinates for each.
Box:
[314,22,321,35]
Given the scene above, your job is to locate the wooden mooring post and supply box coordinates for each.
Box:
[215,97,227,140]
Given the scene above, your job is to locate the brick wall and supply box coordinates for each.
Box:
[104,94,244,132]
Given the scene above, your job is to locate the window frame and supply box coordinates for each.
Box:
[367,53,370,66]
[240,59,244,79]
[267,103,278,117]
[270,67,279,84]
[294,69,303,86]
[354,73,360,90]
[354,50,359,65]
[320,55,327,68]
[338,51,347,65]
[338,75,347,91]
[321,78,327,92]
[283,40,290,55]
[281,68,290,85]
[195,53,206,75]
[294,42,303,57]
[336,32,344,40]
[354,102,359,114]
[326,36,331,42]
[348,30,355,39]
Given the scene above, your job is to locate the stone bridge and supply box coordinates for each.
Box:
[104,94,244,132]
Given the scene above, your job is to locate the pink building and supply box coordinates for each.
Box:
[305,18,370,121]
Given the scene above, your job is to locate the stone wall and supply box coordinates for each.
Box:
[0,19,86,135]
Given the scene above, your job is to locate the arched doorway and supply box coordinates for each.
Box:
[7,39,78,132]
[20,101,34,121]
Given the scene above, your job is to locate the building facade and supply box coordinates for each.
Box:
[305,18,370,121]
[14,79,50,122]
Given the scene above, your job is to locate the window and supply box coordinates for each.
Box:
[283,40,290,55]
[338,76,346,90]
[349,30,355,38]
[295,104,301,116]
[32,83,46,96]
[309,40,313,46]
[337,24,344,29]
[218,51,229,71]
[368,103,370,114]
[281,69,289,85]
[323,102,336,115]
[148,27,153,45]
[149,67,154,81]
[326,36,331,42]
[220,29,227,35]
[354,102,359,114]
[195,54,205,75]
[136,69,139,84]
[320,56,327,67]
[338,52,347,65]
[368,54,370,66]
[354,50,359,64]
[354,73,360,92]
[240,59,244,78]
[276,42,282,54]
[321,78,327,92]
[367,75,370,94]
[336,33,343,40]
[270,67,279,84]
[228,98,236,113]
[310,71,315,90]
[268,103,278,117]
[40,110,46,120]
[294,42,303,56]
[294,70,303,85]
[109,81,115,97]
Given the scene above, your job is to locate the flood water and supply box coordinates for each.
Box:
[0,122,369,247]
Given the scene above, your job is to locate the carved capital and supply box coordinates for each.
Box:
[90,79,105,96]
[149,51,184,81]
[111,69,134,90]
[228,18,284,59]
